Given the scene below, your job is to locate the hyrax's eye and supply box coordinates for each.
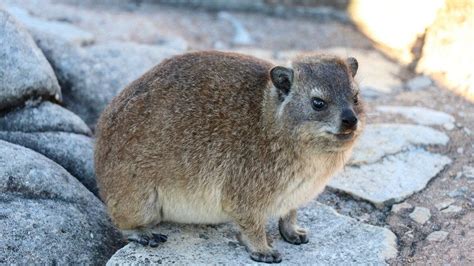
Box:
[311,97,327,111]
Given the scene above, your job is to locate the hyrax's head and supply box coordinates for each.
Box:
[268,53,365,152]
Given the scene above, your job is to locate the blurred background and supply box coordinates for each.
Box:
[0,0,472,265]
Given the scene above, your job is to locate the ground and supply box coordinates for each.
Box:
[2,0,473,264]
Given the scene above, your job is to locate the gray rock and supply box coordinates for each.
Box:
[435,199,455,210]
[107,202,397,265]
[329,149,452,207]
[448,186,469,198]
[0,101,91,135]
[350,124,449,165]
[406,76,432,91]
[35,37,183,128]
[0,140,122,264]
[0,10,61,110]
[0,131,97,196]
[376,106,455,129]
[440,205,462,214]
[426,231,448,242]
[4,6,94,45]
[391,202,413,214]
[409,207,431,224]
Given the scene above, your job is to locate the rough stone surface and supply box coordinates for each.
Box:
[376,106,455,129]
[35,37,183,128]
[0,10,61,110]
[409,207,431,225]
[426,231,449,242]
[0,140,122,264]
[0,101,91,135]
[329,149,452,207]
[107,202,397,265]
[5,5,94,45]
[350,123,449,165]
[0,132,97,196]
[406,76,432,91]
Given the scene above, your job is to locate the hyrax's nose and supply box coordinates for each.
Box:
[341,108,358,130]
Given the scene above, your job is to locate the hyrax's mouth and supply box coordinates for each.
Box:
[327,131,355,141]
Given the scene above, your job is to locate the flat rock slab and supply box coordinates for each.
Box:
[107,202,397,265]
[0,140,122,264]
[0,10,61,110]
[330,149,451,207]
[0,101,91,135]
[0,131,97,196]
[5,5,94,45]
[35,37,184,128]
[350,123,449,165]
[376,106,455,129]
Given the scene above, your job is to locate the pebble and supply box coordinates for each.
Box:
[453,172,463,180]
[406,76,432,91]
[391,202,413,214]
[443,123,455,130]
[448,186,469,198]
[457,147,464,154]
[463,166,474,179]
[435,199,455,210]
[409,207,431,224]
[426,231,449,242]
[441,205,463,214]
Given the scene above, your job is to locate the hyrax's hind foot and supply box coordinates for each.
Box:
[279,209,309,245]
[250,249,282,264]
[122,229,168,247]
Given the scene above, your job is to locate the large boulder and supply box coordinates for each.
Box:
[416,0,474,101]
[0,132,97,196]
[34,36,184,128]
[0,101,91,135]
[0,101,96,195]
[0,140,123,264]
[4,5,94,45]
[0,10,61,110]
[348,0,444,64]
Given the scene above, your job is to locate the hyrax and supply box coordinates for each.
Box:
[95,51,365,263]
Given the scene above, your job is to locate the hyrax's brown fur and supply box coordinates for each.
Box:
[95,51,365,263]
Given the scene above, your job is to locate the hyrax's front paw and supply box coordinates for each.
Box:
[250,249,282,264]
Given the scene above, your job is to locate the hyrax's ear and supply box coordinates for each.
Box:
[270,66,294,100]
[346,57,358,77]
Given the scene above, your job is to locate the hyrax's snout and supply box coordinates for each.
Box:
[340,108,358,131]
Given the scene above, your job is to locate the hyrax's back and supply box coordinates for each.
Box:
[95,51,273,227]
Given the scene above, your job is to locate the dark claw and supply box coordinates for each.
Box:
[299,234,309,244]
[152,233,168,243]
[128,235,149,246]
